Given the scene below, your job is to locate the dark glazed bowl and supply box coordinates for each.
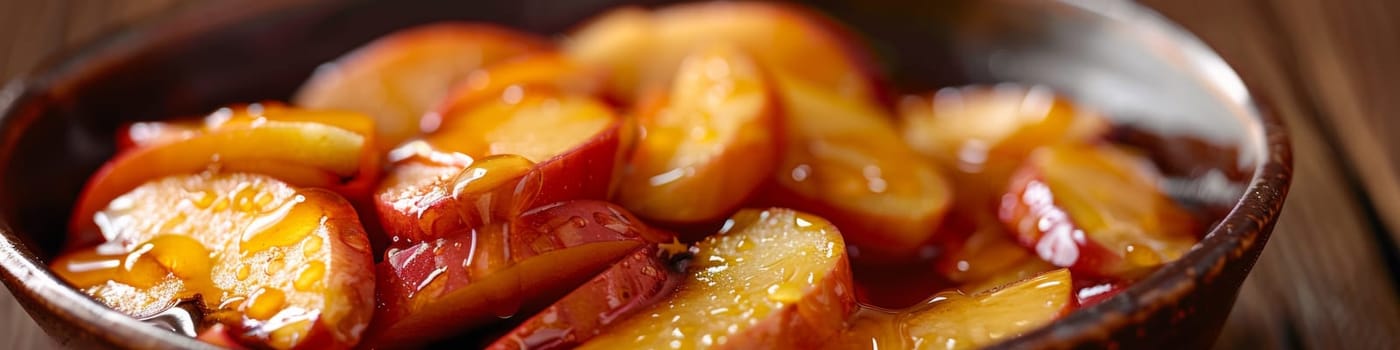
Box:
[0,0,1290,349]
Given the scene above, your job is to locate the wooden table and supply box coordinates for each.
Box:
[2,0,1398,348]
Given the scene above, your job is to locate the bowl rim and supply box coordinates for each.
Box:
[992,0,1292,347]
[0,0,1292,349]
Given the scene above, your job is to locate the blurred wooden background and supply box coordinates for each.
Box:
[2,0,1398,348]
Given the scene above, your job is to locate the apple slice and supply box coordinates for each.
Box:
[376,89,628,242]
[486,244,683,350]
[956,257,1057,295]
[899,85,1108,214]
[897,84,1107,168]
[902,268,1073,349]
[429,53,605,128]
[1000,145,1200,278]
[294,23,551,149]
[579,208,857,349]
[565,2,884,104]
[197,325,250,350]
[762,79,952,259]
[70,105,377,249]
[365,200,671,347]
[616,45,781,227]
[832,268,1073,350]
[933,213,1043,285]
[116,103,379,151]
[52,172,375,349]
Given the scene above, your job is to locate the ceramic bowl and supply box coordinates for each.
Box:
[0,0,1291,348]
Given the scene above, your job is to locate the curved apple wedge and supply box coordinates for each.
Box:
[898,85,1109,214]
[897,84,1107,168]
[52,173,375,349]
[832,268,1073,350]
[431,54,605,124]
[376,90,628,242]
[617,45,781,227]
[566,2,884,104]
[579,208,856,349]
[294,23,551,149]
[999,145,1200,278]
[902,268,1073,349]
[70,106,377,249]
[763,80,952,260]
[486,244,682,350]
[364,200,671,348]
[932,213,1047,288]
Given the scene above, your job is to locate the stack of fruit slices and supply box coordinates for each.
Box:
[51,2,1205,349]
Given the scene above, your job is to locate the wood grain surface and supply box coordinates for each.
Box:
[2,0,1398,349]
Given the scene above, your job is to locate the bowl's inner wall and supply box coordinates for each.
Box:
[1,0,1254,261]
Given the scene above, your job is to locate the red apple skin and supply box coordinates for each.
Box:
[485,245,682,350]
[363,200,671,348]
[373,115,628,243]
[294,23,552,150]
[197,325,251,349]
[999,145,1200,278]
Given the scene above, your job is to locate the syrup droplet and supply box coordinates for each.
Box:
[244,287,286,320]
[294,262,325,291]
[302,235,323,257]
[240,194,322,253]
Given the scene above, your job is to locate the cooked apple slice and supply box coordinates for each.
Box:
[899,85,1108,214]
[761,79,951,259]
[956,257,1057,295]
[69,106,377,249]
[616,45,781,227]
[376,90,628,241]
[294,23,551,149]
[430,53,605,128]
[486,244,682,350]
[898,84,1107,168]
[902,268,1073,349]
[117,103,379,150]
[52,172,375,349]
[831,268,1073,350]
[1000,145,1199,278]
[365,200,671,347]
[933,214,1044,285]
[565,2,884,104]
[579,208,856,349]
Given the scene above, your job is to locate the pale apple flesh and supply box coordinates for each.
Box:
[294,23,552,149]
[69,106,377,250]
[830,268,1073,350]
[430,53,605,125]
[617,44,781,227]
[898,84,1109,216]
[764,79,952,260]
[565,2,885,104]
[1000,145,1200,278]
[579,208,857,349]
[52,172,375,350]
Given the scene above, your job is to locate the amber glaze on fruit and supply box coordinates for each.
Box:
[0,1,1290,349]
